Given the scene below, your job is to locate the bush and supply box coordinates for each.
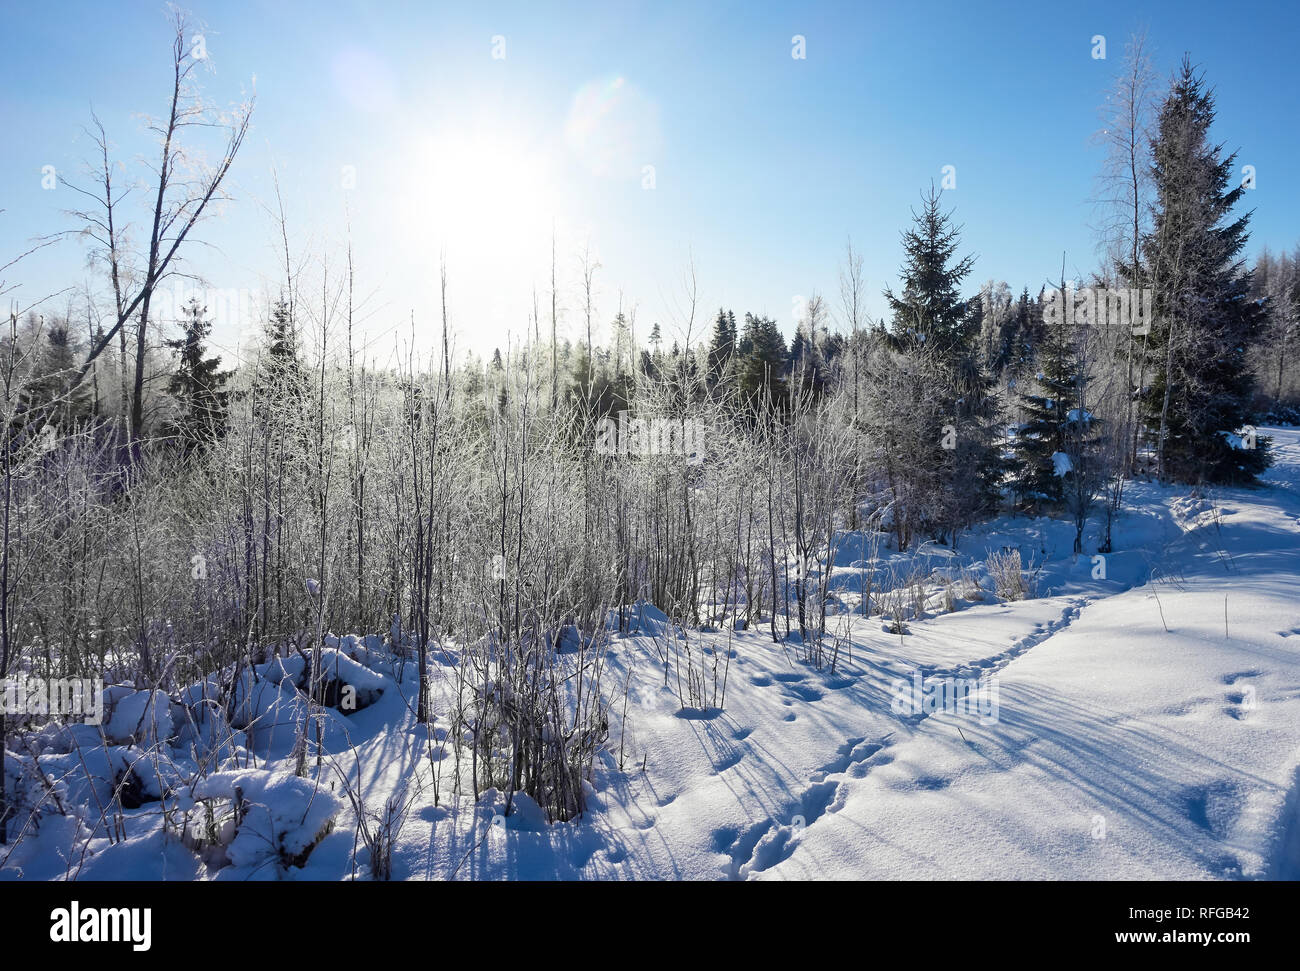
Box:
[985,550,1029,601]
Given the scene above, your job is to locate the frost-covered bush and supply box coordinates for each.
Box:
[986,550,1029,601]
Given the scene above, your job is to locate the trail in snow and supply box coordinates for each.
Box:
[734,596,1095,878]
[755,427,1300,880]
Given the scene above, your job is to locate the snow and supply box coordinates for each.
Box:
[1052,451,1073,477]
[103,688,174,747]
[188,770,343,872]
[5,428,1300,880]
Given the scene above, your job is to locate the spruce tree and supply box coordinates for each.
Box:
[877,187,1000,541]
[883,184,977,357]
[707,307,736,387]
[788,323,828,396]
[737,313,787,408]
[1137,58,1270,483]
[165,297,231,448]
[254,298,306,420]
[1010,288,1099,512]
[27,322,89,427]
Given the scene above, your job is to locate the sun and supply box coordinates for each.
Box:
[411,129,560,263]
[391,125,579,354]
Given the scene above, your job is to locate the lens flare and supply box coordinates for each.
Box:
[564,76,661,179]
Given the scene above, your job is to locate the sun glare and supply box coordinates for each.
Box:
[412,130,560,263]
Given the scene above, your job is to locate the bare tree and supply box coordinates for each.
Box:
[550,225,559,411]
[578,242,600,402]
[1093,28,1156,472]
[65,9,253,443]
[63,113,136,423]
[838,236,866,418]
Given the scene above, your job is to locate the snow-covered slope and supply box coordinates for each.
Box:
[759,427,1300,880]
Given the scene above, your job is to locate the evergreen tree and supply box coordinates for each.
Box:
[1001,288,1039,380]
[27,321,89,426]
[165,297,231,448]
[707,307,737,386]
[737,313,787,408]
[610,311,633,381]
[877,187,1001,541]
[647,322,664,376]
[1010,288,1100,512]
[254,298,306,420]
[789,295,831,396]
[948,352,1010,532]
[788,324,825,395]
[883,185,977,357]
[736,315,755,358]
[1136,58,1270,483]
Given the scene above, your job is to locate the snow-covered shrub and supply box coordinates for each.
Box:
[175,679,248,766]
[910,577,930,619]
[336,782,415,881]
[883,576,910,635]
[986,549,1028,600]
[455,623,612,824]
[101,687,177,747]
[186,770,341,871]
[260,648,386,714]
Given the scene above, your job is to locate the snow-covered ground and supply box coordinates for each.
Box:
[5,429,1300,881]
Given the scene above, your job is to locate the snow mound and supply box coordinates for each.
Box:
[191,770,342,870]
[102,687,176,747]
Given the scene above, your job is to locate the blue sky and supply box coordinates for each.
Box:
[2,0,1297,364]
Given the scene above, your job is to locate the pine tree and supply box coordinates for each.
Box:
[1001,288,1039,381]
[1137,58,1270,483]
[943,351,1010,536]
[877,187,1000,542]
[165,297,231,448]
[610,311,633,381]
[788,324,825,395]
